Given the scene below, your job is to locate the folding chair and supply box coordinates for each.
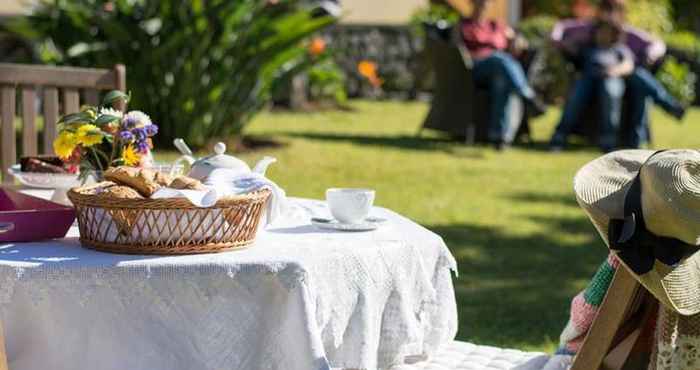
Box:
[570,267,657,370]
[418,24,528,145]
[392,265,657,370]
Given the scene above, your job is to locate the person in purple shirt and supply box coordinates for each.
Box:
[549,0,685,152]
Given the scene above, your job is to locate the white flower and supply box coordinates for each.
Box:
[122,110,152,128]
[99,107,123,118]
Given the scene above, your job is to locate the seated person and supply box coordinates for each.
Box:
[550,18,633,152]
[549,0,685,151]
[460,0,546,149]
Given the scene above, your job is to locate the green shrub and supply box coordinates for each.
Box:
[6,0,335,147]
[518,15,558,48]
[524,0,576,17]
[308,57,348,106]
[671,0,700,32]
[665,31,700,61]
[658,55,697,106]
[409,3,460,37]
[518,16,574,103]
[625,0,675,35]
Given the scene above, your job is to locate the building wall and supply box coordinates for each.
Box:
[339,0,428,25]
[339,0,518,25]
[0,0,29,17]
[0,0,518,24]
[442,0,515,22]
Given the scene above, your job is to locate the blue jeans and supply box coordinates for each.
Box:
[625,67,683,147]
[551,74,625,150]
[551,67,682,149]
[473,52,535,142]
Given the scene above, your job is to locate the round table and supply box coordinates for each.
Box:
[0,191,457,370]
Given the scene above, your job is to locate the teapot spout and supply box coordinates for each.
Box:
[253,156,277,176]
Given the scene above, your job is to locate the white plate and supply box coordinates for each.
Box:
[8,164,83,189]
[311,217,387,232]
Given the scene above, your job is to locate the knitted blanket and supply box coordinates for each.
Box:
[557,254,621,355]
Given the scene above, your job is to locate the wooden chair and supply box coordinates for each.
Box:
[391,265,656,370]
[0,63,126,184]
[570,266,657,370]
[418,23,529,145]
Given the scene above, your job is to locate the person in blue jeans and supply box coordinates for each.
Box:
[461,0,546,150]
[549,0,685,152]
[551,18,635,152]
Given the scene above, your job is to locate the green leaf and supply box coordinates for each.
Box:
[57,111,95,125]
[102,90,130,107]
[95,114,122,125]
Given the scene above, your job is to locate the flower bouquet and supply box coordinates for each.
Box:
[53,91,158,182]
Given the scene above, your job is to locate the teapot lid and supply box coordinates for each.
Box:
[193,142,249,170]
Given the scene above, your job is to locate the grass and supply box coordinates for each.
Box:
[192,101,699,352]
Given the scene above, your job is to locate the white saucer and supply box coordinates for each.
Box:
[311,217,387,232]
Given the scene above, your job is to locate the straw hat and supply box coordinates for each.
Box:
[575,149,700,315]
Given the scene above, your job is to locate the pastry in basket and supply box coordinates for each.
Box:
[20,156,69,173]
[154,171,173,187]
[104,166,161,197]
[85,181,143,199]
[169,176,207,191]
[84,182,141,236]
[101,185,143,199]
[81,181,116,195]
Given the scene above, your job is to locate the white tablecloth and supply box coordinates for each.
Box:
[0,192,457,370]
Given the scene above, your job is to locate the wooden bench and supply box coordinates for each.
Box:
[0,63,126,184]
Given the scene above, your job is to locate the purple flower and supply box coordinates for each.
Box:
[121,116,137,129]
[132,128,147,141]
[118,130,134,142]
[144,124,158,137]
[136,140,150,153]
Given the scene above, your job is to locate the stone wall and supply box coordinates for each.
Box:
[322,24,428,99]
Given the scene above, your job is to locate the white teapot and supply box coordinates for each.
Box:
[174,140,275,181]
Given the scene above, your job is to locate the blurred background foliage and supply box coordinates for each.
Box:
[307,57,349,107]
[521,0,699,105]
[1,0,698,132]
[4,0,336,148]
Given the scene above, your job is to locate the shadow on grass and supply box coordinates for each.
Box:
[280,131,602,157]
[278,132,487,155]
[428,213,607,349]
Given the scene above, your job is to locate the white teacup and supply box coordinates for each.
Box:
[326,188,375,224]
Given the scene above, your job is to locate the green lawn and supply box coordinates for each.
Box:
[224,102,698,352]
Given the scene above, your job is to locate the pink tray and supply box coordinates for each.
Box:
[0,188,76,242]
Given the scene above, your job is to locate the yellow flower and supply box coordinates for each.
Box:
[76,124,104,147]
[53,132,78,159]
[121,145,141,166]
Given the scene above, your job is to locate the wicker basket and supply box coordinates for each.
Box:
[68,184,271,255]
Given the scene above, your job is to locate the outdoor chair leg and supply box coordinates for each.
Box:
[0,319,7,370]
[465,122,475,145]
[570,267,645,370]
